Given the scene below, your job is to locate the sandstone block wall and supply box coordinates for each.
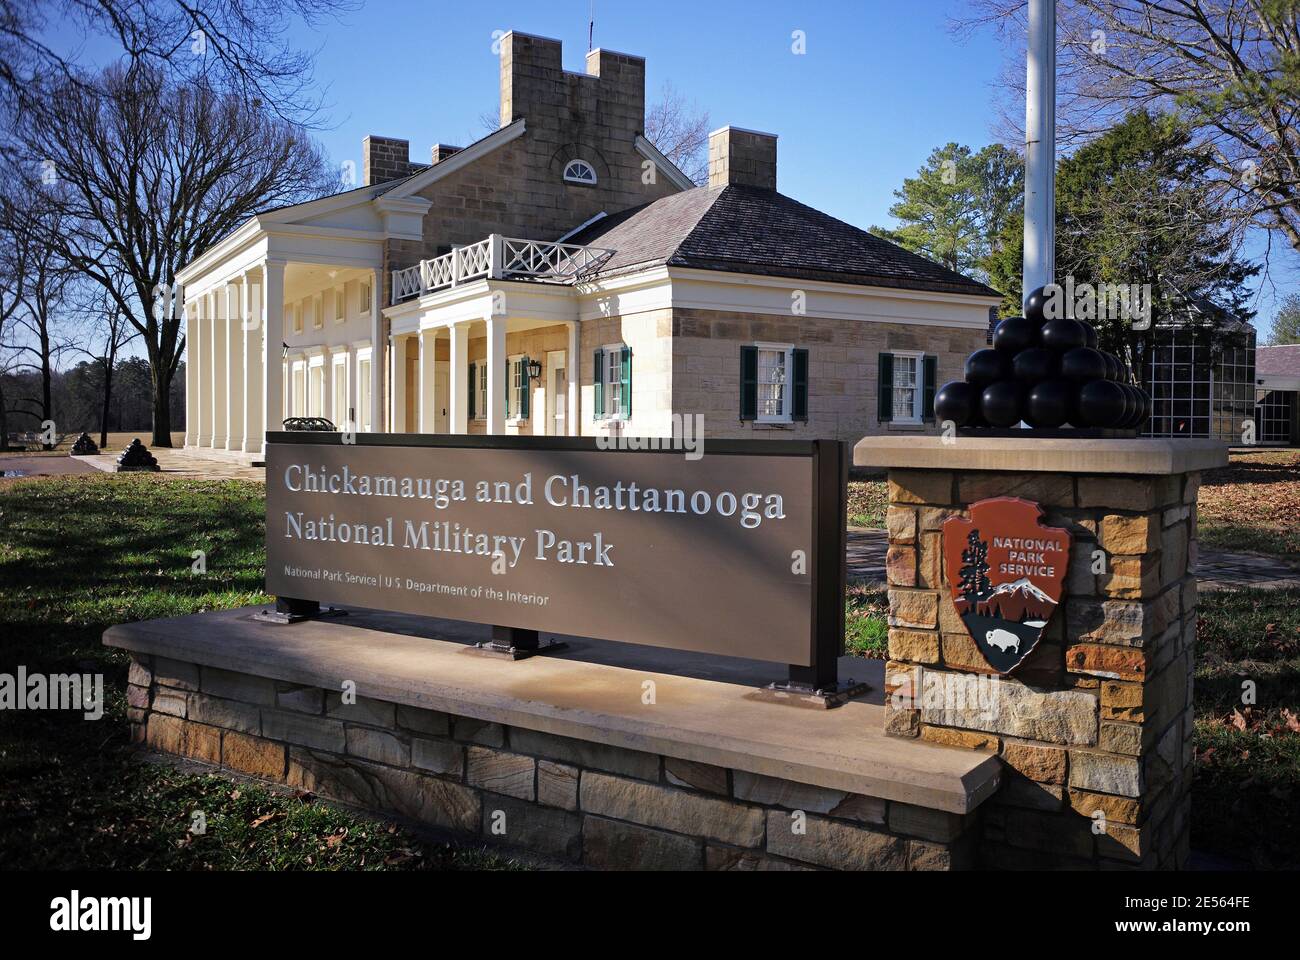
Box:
[126,657,976,871]
[882,467,1200,869]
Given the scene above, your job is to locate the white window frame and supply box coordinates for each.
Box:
[331,351,351,429]
[333,286,345,324]
[563,159,598,186]
[312,294,323,330]
[359,278,373,317]
[471,360,487,421]
[290,304,302,335]
[356,347,373,432]
[755,341,795,424]
[598,343,628,421]
[507,353,528,423]
[891,350,924,425]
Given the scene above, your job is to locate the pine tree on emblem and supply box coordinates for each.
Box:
[959,529,993,606]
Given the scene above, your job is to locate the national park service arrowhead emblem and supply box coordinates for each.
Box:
[942,498,1071,675]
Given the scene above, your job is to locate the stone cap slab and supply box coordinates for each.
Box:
[854,436,1229,475]
[105,607,1001,814]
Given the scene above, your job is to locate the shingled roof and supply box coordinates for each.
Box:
[1257,343,1300,377]
[568,183,999,298]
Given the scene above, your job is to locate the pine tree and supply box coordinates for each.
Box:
[959,529,992,605]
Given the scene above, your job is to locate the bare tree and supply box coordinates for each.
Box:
[645,81,711,186]
[0,194,72,445]
[953,0,1300,257]
[0,0,355,125]
[7,64,339,445]
[68,275,139,448]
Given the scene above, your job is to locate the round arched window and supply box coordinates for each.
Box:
[563,159,598,185]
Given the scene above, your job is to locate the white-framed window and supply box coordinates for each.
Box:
[290,304,302,335]
[756,342,794,422]
[563,159,597,186]
[333,287,344,324]
[891,350,923,424]
[596,344,630,420]
[312,295,323,330]
[470,360,488,420]
[332,353,350,428]
[359,279,373,317]
[507,354,529,421]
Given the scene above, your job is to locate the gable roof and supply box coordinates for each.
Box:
[567,184,999,298]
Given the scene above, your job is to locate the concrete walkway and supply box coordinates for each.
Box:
[74,449,267,481]
[847,528,1300,592]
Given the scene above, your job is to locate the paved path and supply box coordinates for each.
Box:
[0,455,99,478]
[75,449,267,481]
[847,528,1300,592]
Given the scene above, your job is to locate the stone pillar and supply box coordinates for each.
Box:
[448,321,469,434]
[209,289,227,448]
[225,282,244,452]
[486,315,506,434]
[857,437,1227,870]
[242,270,263,454]
[419,328,438,433]
[261,260,285,455]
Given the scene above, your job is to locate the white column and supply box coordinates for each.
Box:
[419,328,438,433]
[194,297,209,445]
[188,297,202,442]
[566,320,580,436]
[448,322,469,434]
[1023,0,1056,301]
[225,282,244,451]
[242,270,263,453]
[370,267,384,433]
[262,259,285,455]
[209,289,227,448]
[485,315,506,434]
[391,335,410,432]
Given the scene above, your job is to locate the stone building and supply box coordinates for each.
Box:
[176,31,999,462]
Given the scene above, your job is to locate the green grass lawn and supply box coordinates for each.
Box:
[847,479,888,528]
[0,474,522,870]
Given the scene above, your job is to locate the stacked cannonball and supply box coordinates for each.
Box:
[934,285,1151,432]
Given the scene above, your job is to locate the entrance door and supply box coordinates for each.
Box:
[434,360,449,433]
[546,351,567,436]
[405,353,419,433]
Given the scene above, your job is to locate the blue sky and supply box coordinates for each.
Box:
[47,0,1298,337]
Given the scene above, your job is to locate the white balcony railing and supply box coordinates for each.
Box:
[391,234,614,304]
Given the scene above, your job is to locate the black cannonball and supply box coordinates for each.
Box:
[1116,383,1138,426]
[1061,347,1107,383]
[980,380,1025,428]
[933,380,977,427]
[1041,317,1089,353]
[1024,286,1052,325]
[1083,324,1099,349]
[1077,379,1127,428]
[1012,347,1058,384]
[1123,384,1150,429]
[1025,380,1071,429]
[965,348,1010,388]
[993,316,1039,354]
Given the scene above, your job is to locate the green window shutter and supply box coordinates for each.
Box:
[593,349,604,419]
[740,346,758,420]
[792,348,809,422]
[521,357,531,419]
[504,360,511,419]
[923,355,938,422]
[877,352,894,422]
[467,362,476,420]
[620,346,632,419]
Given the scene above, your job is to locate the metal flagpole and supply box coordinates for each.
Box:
[1023,0,1056,305]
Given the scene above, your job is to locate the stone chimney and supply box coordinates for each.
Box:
[363,136,419,186]
[708,126,778,191]
[431,144,462,164]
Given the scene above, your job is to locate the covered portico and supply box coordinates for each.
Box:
[384,277,581,437]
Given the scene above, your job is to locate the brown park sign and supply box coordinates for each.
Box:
[942,497,1072,675]
[264,434,847,687]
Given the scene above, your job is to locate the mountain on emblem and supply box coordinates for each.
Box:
[942,497,1072,675]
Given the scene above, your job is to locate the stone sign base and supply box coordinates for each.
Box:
[105,608,1000,871]
[856,436,1228,870]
